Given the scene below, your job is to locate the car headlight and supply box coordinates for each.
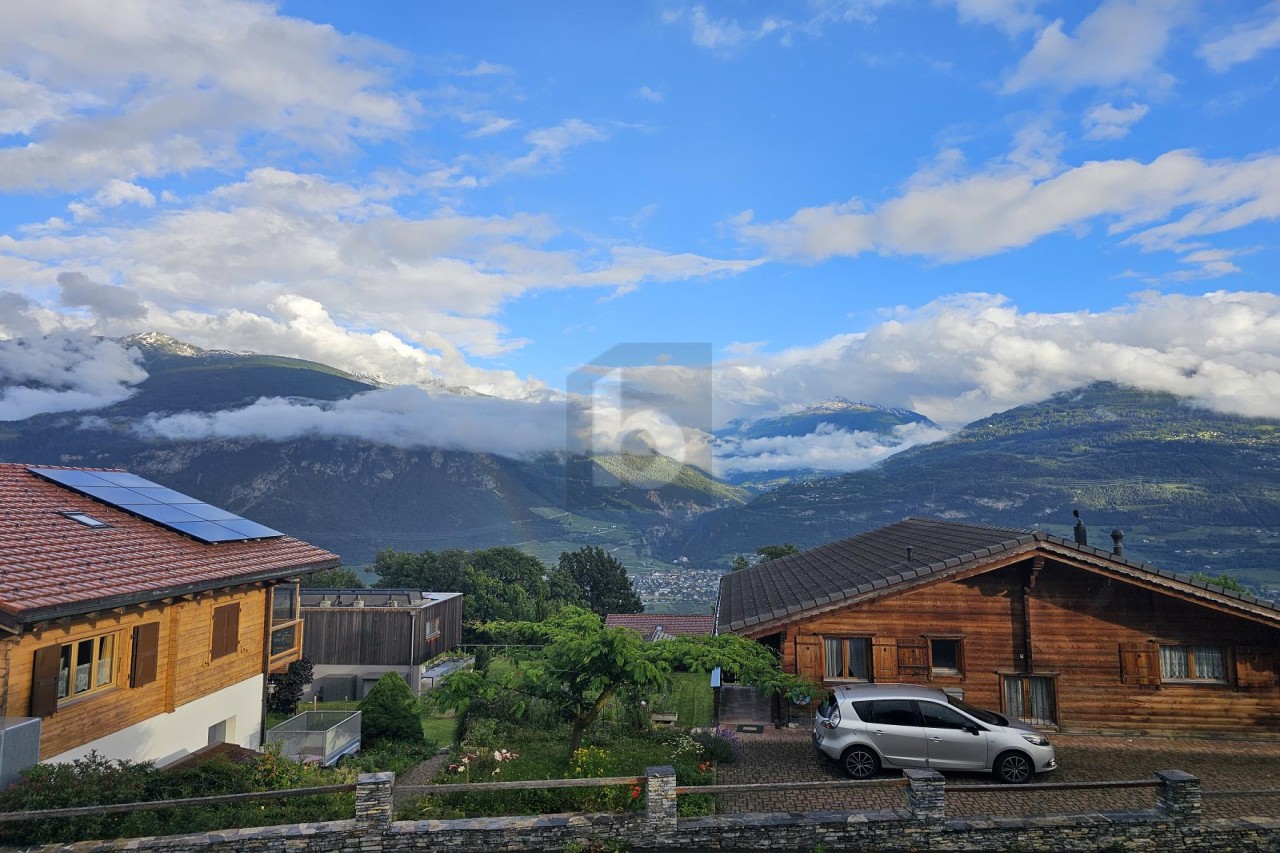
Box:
[1021,734,1050,747]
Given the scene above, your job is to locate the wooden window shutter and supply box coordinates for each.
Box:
[795,635,821,679]
[1235,647,1276,688]
[897,639,930,677]
[871,638,898,682]
[30,645,61,718]
[212,603,241,659]
[131,623,160,687]
[1118,642,1160,686]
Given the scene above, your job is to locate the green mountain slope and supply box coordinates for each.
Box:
[0,335,745,570]
[678,383,1280,594]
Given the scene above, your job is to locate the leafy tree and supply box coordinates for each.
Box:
[373,547,468,592]
[266,656,314,716]
[556,546,642,616]
[1188,571,1248,594]
[302,567,365,588]
[358,672,425,748]
[372,546,583,631]
[756,543,801,561]
[732,555,751,571]
[435,607,798,762]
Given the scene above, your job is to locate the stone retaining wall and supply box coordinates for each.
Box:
[32,768,1280,853]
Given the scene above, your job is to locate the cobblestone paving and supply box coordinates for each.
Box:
[713,726,1280,820]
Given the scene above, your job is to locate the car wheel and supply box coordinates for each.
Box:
[994,751,1033,784]
[841,746,879,780]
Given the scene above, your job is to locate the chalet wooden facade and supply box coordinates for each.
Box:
[0,464,339,775]
[717,518,1280,736]
[300,589,462,698]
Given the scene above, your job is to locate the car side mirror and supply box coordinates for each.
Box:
[964,724,981,735]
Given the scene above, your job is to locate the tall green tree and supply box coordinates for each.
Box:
[435,607,800,762]
[756,543,801,561]
[302,567,365,588]
[556,546,642,616]
[372,546,582,629]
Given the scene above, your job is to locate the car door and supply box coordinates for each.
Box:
[860,699,928,768]
[918,700,989,771]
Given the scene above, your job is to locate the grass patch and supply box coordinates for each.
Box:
[649,671,714,728]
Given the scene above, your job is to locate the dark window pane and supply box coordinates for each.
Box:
[270,624,297,657]
[869,699,919,727]
[920,701,971,730]
[931,639,960,671]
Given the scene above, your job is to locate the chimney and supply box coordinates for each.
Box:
[905,546,914,563]
[1111,529,1124,558]
[1072,510,1088,546]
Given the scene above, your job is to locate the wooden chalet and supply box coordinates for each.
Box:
[716,517,1280,736]
[0,463,339,778]
[300,588,462,699]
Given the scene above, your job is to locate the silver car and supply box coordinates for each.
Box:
[812,683,1057,784]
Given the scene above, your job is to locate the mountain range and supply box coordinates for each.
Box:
[2,334,1277,600]
[677,382,1280,594]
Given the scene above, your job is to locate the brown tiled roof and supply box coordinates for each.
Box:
[0,463,340,627]
[605,613,715,638]
[715,516,1280,634]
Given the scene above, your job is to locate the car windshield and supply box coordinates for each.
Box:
[947,694,1008,726]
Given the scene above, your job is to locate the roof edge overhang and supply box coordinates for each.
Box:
[1033,540,1280,630]
[13,556,341,629]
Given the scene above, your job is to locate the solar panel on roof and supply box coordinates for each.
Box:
[26,467,284,544]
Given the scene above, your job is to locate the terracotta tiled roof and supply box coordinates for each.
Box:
[716,516,1280,634]
[605,613,715,638]
[0,463,340,626]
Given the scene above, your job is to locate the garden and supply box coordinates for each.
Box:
[0,607,807,845]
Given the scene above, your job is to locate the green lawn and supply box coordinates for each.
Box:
[648,671,715,728]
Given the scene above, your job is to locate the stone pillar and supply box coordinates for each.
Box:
[356,771,396,830]
[1155,769,1201,824]
[646,765,678,831]
[905,768,946,820]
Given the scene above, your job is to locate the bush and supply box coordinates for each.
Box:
[358,672,426,747]
[691,727,743,764]
[0,749,353,846]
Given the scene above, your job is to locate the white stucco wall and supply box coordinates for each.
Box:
[47,675,265,768]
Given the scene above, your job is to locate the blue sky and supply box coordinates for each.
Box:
[1,1,1279,472]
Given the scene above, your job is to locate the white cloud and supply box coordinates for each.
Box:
[1003,0,1188,93]
[0,0,412,191]
[487,119,610,180]
[57,271,148,321]
[948,0,1044,36]
[0,168,758,397]
[457,60,515,76]
[134,386,569,458]
[0,333,147,420]
[1198,1,1280,71]
[637,86,664,103]
[737,143,1280,275]
[715,290,1280,426]
[1082,102,1149,140]
[714,421,952,476]
[688,4,788,53]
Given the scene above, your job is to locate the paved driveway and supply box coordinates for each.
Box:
[712,727,1280,820]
